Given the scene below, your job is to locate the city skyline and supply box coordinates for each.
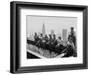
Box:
[26,15,77,39]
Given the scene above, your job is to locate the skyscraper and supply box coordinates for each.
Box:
[62,29,67,41]
[51,29,54,36]
[42,23,46,36]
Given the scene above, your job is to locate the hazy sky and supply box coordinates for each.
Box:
[26,15,77,37]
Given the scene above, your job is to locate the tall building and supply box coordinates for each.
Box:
[51,29,54,36]
[42,23,46,36]
[62,29,67,41]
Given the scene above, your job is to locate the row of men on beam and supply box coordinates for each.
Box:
[27,27,77,57]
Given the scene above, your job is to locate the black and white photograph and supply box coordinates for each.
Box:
[26,15,77,59]
[10,1,88,73]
